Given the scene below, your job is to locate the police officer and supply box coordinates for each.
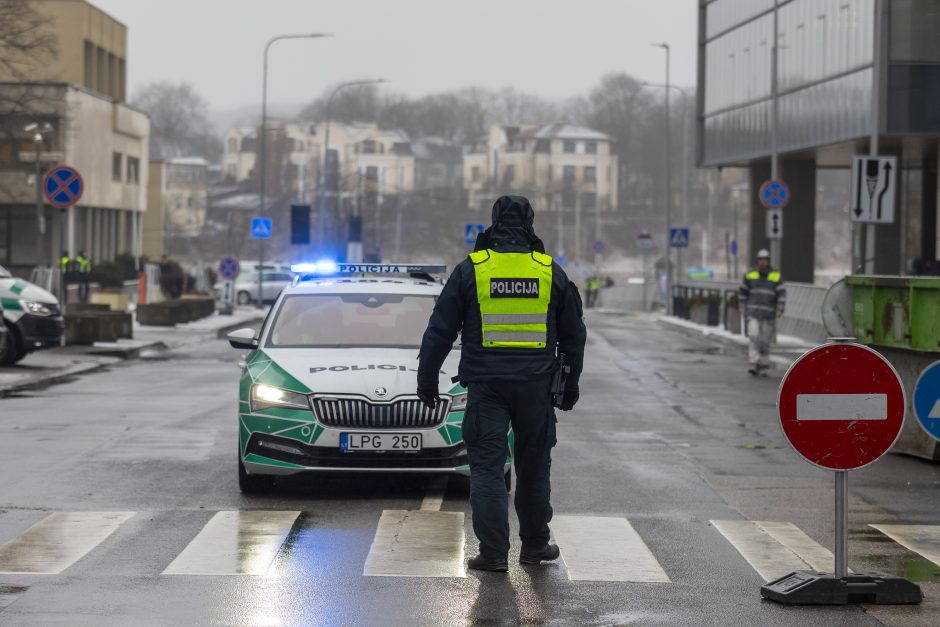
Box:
[417,195,586,572]
[75,250,91,303]
[739,249,786,376]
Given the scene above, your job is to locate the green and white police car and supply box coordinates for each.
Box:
[228,262,512,493]
[0,264,64,366]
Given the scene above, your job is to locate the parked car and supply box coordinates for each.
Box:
[0,264,64,366]
[214,271,293,305]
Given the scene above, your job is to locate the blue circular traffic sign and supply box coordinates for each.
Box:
[759,180,790,210]
[43,165,84,208]
[219,257,240,280]
[913,361,940,442]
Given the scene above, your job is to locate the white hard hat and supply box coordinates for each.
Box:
[756,249,771,259]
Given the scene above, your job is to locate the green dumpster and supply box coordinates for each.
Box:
[846,275,940,352]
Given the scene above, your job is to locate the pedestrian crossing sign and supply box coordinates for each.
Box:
[669,228,689,248]
[251,217,272,239]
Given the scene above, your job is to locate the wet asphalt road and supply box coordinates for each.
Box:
[0,312,938,626]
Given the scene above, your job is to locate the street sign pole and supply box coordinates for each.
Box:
[763,339,922,605]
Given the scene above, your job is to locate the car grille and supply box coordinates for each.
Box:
[310,395,451,429]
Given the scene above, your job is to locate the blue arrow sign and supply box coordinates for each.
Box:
[251,217,272,239]
[669,228,689,248]
[465,223,485,246]
[913,361,940,442]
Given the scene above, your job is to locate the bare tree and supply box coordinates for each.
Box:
[0,0,56,82]
[132,81,220,160]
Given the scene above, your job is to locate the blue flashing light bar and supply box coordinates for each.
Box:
[290,262,447,276]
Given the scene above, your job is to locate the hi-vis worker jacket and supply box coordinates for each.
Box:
[417,246,585,387]
[739,268,786,321]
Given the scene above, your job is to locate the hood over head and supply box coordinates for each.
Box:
[474,195,546,253]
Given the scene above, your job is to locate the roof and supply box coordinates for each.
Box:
[167,157,210,167]
[286,277,442,296]
[521,123,611,141]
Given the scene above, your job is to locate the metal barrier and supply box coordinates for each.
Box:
[673,279,828,344]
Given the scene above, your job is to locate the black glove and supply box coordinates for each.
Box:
[416,386,440,409]
[558,387,579,412]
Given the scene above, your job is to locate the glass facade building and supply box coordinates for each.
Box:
[700,0,875,166]
[698,0,940,279]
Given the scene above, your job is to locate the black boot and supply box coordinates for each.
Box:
[519,543,561,565]
[468,553,508,572]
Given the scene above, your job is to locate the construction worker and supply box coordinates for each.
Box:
[585,276,601,308]
[417,195,586,572]
[739,249,786,376]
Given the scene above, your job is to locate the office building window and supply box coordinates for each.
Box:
[585,142,597,154]
[504,164,515,184]
[562,165,576,183]
[227,138,237,153]
[127,157,139,184]
[83,41,95,90]
[584,166,596,182]
[112,152,122,181]
[471,166,481,182]
[563,141,576,153]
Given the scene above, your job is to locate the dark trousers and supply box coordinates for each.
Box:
[463,377,556,558]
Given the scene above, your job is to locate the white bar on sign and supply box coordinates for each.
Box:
[796,394,887,421]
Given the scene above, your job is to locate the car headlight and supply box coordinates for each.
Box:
[450,392,468,412]
[21,300,54,316]
[250,384,310,412]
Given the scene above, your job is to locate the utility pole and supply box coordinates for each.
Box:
[769,5,782,272]
[259,33,330,307]
[652,42,672,313]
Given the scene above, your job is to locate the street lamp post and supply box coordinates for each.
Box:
[651,42,672,314]
[318,79,386,258]
[258,32,330,308]
[644,81,690,279]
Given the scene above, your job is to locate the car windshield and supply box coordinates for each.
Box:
[266,293,435,348]
[0,264,11,278]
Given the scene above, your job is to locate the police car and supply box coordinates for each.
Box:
[0,264,64,366]
[228,262,512,493]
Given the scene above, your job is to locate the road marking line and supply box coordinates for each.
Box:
[870,524,940,567]
[796,393,887,421]
[0,511,135,574]
[363,509,465,578]
[711,520,838,582]
[163,510,300,576]
[550,515,670,583]
[420,477,448,511]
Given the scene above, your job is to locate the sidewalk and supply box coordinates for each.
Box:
[656,314,815,370]
[0,307,265,396]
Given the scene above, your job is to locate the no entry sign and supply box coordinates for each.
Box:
[777,342,905,471]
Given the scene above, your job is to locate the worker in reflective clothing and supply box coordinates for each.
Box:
[417,195,586,573]
[739,249,786,376]
[75,251,91,303]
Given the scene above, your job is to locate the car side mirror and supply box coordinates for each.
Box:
[228,327,259,350]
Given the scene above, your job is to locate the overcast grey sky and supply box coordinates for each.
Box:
[93,0,698,110]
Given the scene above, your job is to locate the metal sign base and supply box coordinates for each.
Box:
[761,571,922,605]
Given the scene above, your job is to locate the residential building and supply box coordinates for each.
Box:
[144,157,209,259]
[221,126,256,184]
[463,123,618,215]
[697,0,940,281]
[0,0,149,273]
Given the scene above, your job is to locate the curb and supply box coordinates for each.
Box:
[656,315,803,369]
[0,360,111,397]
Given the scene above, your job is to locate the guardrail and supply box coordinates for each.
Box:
[672,279,828,344]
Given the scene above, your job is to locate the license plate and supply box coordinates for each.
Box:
[340,432,423,452]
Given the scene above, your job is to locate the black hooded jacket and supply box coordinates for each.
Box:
[417,196,586,389]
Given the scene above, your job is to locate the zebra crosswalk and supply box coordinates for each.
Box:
[0,510,937,584]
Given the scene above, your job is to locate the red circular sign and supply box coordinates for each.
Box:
[777,343,905,471]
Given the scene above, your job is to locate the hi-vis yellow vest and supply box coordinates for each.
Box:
[470,250,553,348]
[745,270,781,282]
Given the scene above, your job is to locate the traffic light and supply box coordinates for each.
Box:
[290,204,310,245]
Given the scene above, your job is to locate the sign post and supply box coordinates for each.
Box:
[758,179,789,269]
[637,231,653,311]
[250,218,272,310]
[218,257,240,315]
[763,340,922,605]
[43,165,84,308]
[464,223,485,247]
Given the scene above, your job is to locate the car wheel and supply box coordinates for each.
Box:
[504,467,512,493]
[236,291,252,306]
[0,324,22,367]
[238,451,275,493]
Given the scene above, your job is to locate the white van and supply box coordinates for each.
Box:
[0,264,64,366]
